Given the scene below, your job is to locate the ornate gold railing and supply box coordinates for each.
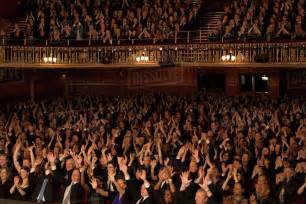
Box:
[0,42,306,66]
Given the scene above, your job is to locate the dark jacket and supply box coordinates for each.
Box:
[31,173,57,203]
[61,182,84,204]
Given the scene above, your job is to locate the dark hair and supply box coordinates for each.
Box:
[107,161,117,168]
[21,166,30,172]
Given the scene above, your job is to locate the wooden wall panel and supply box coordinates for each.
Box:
[0,66,285,101]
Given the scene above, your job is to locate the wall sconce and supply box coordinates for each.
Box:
[136,56,149,62]
[221,53,236,62]
[43,56,57,63]
[261,75,269,81]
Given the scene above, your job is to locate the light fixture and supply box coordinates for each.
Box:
[159,47,163,51]
[61,74,66,79]
[221,52,236,62]
[43,56,57,63]
[261,75,269,81]
[226,55,230,61]
[136,55,149,63]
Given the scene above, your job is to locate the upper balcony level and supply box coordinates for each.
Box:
[0,36,306,69]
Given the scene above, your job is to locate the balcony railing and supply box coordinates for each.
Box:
[0,41,306,66]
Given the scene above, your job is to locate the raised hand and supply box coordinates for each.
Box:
[129,152,135,162]
[199,174,210,192]
[14,176,20,186]
[180,171,191,187]
[92,156,98,165]
[47,152,56,164]
[106,153,113,162]
[33,158,42,167]
[158,169,165,181]
[198,167,205,179]
[119,163,128,173]
[177,145,186,159]
[15,140,22,150]
[109,172,116,182]
[90,178,98,190]
[139,170,147,181]
[69,149,75,157]
[275,156,283,169]
[56,135,62,142]
[5,139,10,148]
[151,159,157,169]
[44,161,50,170]
[164,157,170,167]
[79,165,86,173]
[192,148,200,161]
[27,144,35,152]
[76,155,83,166]
[118,157,128,173]
[81,144,86,153]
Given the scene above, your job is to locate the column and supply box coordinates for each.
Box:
[225,70,239,96]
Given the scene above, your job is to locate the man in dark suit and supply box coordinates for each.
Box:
[31,152,58,203]
[52,156,76,201]
[61,168,84,204]
[174,171,218,204]
[125,168,144,203]
[135,183,154,204]
[31,168,57,203]
[134,170,154,204]
[175,189,209,204]
[60,157,75,186]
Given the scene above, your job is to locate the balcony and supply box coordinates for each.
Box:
[0,37,306,68]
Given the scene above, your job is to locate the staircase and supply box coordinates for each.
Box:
[3,0,225,43]
[6,18,27,38]
[187,0,226,43]
[193,11,224,43]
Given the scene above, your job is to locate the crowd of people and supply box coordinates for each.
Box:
[9,0,199,44]
[0,94,305,204]
[209,0,306,42]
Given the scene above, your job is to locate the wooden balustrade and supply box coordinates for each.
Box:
[1,42,306,66]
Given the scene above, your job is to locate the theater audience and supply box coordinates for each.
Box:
[13,0,199,43]
[210,0,306,41]
[0,93,304,204]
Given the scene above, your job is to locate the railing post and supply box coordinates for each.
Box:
[187,31,190,43]
[0,46,3,63]
[10,46,13,63]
